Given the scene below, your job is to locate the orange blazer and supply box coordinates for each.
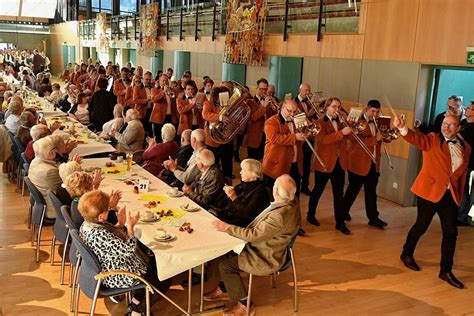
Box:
[113,79,127,106]
[124,85,133,107]
[262,114,304,179]
[404,129,471,206]
[202,100,222,147]
[177,94,204,135]
[346,121,381,176]
[150,87,167,124]
[243,99,267,149]
[313,116,348,173]
[132,85,148,119]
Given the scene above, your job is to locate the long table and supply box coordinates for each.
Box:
[81,158,245,313]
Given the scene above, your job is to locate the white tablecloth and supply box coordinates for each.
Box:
[47,117,115,157]
[81,158,246,281]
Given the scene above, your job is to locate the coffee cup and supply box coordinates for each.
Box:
[155,228,167,238]
[170,187,178,195]
[117,156,124,163]
[141,210,153,221]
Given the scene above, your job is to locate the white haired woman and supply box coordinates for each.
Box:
[78,190,171,315]
[25,124,50,162]
[28,136,62,218]
[100,103,124,137]
[5,100,24,134]
[141,123,179,176]
[213,159,271,227]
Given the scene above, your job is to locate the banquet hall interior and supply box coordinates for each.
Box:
[0,0,473,315]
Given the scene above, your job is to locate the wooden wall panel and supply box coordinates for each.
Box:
[413,0,474,65]
[321,34,364,59]
[362,0,419,61]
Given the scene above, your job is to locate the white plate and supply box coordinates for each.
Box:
[167,191,184,197]
[180,204,200,212]
[140,216,159,223]
[153,233,176,242]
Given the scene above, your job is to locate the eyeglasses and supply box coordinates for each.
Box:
[441,122,459,129]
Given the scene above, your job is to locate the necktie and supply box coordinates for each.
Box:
[368,120,375,124]
[447,139,457,144]
[331,118,339,122]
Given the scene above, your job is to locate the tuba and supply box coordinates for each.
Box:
[208,81,252,144]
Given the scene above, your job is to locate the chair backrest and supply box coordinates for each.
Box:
[69,230,102,299]
[279,234,298,272]
[7,130,20,160]
[24,176,47,225]
[12,135,26,153]
[70,200,85,229]
[61,205,79,266]
[47,190,68,243]
[20,152,29,175]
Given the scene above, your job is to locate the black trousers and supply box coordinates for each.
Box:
[307,159,345,224]
[343,163,380,221]
[141,108,153,138]
[402,191,458,273]
[152,115,173,143]
[264,162,301,199]
[208,141,234,178]
[301,141,312,189]
[247,135,265,161]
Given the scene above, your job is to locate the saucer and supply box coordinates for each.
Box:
[140,216,159,223]
[180,204,200,212]
[153,233,176,242]
[167,191,184,197]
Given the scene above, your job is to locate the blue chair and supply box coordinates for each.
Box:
[70,200,84,229]
[20,152,29,196]
[246,235,298,315]
[12,135,26,188]
[6,130,19,182]
[47,190,70,284]
[69,230,154,316]
[23,177,55,262]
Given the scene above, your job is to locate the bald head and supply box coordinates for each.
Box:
[299,83,311,99]
[267,84,276,97]
[181,129,192,145]
[191,128,206,149]
[281,99,298,119]
[273,174,297,202]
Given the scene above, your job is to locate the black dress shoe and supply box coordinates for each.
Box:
[344,213,352,221]
[297,228,306,236]
[301,187,311,196]
[439,271,464,289]
[182,273,207,287]
[456,220,469,226]
[307,216,320,226]
[336,223,351,235]
[400,254,420,271]
[368,218,388,229]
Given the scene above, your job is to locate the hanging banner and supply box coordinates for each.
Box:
[224,0,268,66]
[96,12,110,53]
[138,3,160,52]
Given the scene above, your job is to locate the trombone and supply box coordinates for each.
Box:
[373,116,394,169]
[335,108,377,163]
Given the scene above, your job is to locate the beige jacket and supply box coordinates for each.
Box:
[115,119,145,152]
[28,158,62,218]
[0,125,13,163]
[226,199,301,276]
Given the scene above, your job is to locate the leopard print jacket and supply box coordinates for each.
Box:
[80,221,147,288]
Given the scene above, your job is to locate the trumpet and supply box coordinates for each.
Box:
[266,96,280,113]
[292,113,327,171]
[164,85,175,98]
[335,109,376,163]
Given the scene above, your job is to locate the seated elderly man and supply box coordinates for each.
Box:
[212,159,270,227]
[5,100,24,134]
[17,111,37,146]
[206,175,301,316]
[110,108,145,152]
[182,149,227,209]
[100,103,124,137]
[162,128,206,187]
[29,136,63,219]
[25,124,50,162]
[142,123,179,176]
[158,129,193,184]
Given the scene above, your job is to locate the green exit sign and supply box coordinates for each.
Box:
[467,51,474,64]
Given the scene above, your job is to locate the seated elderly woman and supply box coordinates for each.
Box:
[79,190,171,315]
[110,108,145,152]
[5,100,24,134]
[44,83,63,107]
[69,92,91,126]
[183,149,227,209]
[49,134,79,164]
[142,123,179,176]
[57,163,104,205]
[212,159,270,227]
[17,111,37,146]
[29,136,63,219]
[25,124,50,162]
[56,161,83,205]
[100,104,124,137]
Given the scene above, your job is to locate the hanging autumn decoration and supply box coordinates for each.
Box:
[138,3,160,52]
[224,0,268,66]
[96,12,110,53]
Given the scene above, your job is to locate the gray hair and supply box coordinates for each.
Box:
[30,124,49,141]
[241,159,263,180]
[8,101,23,115]
[113,104,124,118]
[191,128,205,144]
[181,129,192,144]
[126,108,139,120]
[274,174,296,202]
[58,161,82,183]
[49,134,65,149]
[196,149,215,167]
[33,135,55,159]
[161,123,176,142]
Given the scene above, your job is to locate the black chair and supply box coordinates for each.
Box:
[12,134,26,188]
[20,152,30,196]
[69,230,154,316]
[246,235,298,315]
[47,190,70,284]
[23,177,55,262]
